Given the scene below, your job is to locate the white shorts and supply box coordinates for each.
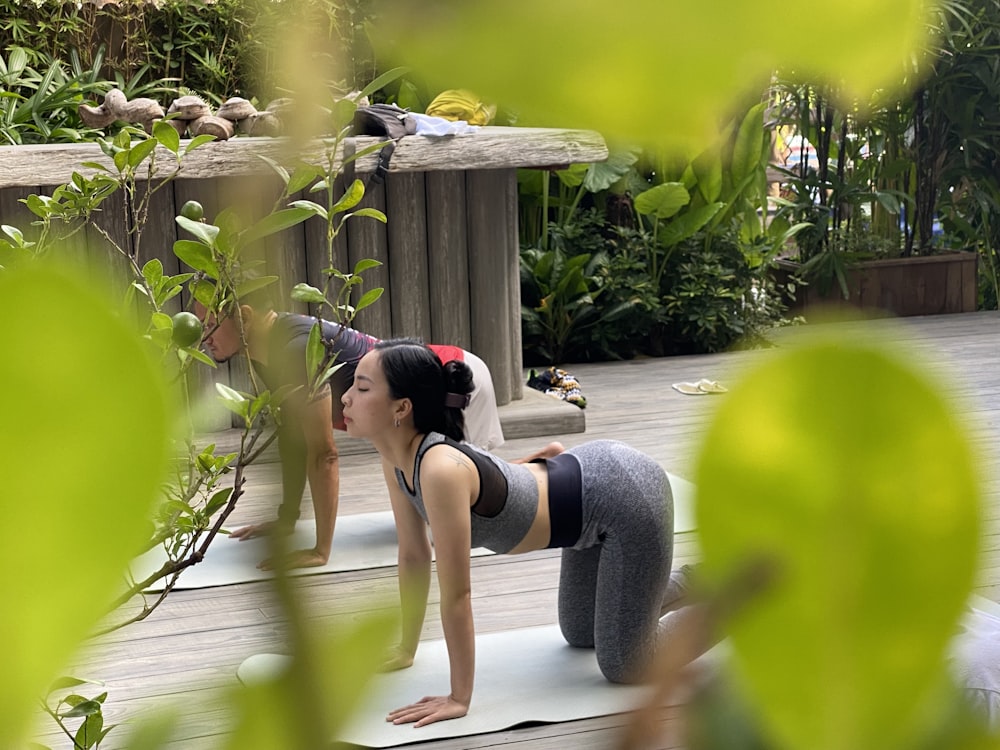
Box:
[462,350,505,450]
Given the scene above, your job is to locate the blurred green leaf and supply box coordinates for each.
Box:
[286,165,324,195]
[346,207,387,223]
[224,611,396,750]
[353,258,382,275]
[306,321,325,386]
[0,265,171,747]
[127,139,158,169]
[115,707,181,750]
[331,179,365,214]
[583,147,640,193]
[694,333,981,750]
[288,199,328,221]
[374,0,930,149]
[215,383,246,404]
[62,700,102,718]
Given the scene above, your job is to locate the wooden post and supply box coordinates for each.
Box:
[466,169,518,405]
[386,171,432,341]
[426,171,472,349]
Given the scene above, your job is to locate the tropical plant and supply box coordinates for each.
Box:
[928,0,1000,306]
[768,0,1000,306]
[0,0,383,110]
[517,145,640,251]
[519,244,607,365]
[517,101,789,361]
[0,46,109,144]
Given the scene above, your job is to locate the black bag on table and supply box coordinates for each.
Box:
[351,104,416,184]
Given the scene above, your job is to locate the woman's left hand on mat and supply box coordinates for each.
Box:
[387,694,469,727]
[256,547,328,571]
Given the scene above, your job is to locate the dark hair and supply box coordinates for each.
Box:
[374,338,473,441]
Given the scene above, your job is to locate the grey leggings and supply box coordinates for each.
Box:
[558,440,674,683]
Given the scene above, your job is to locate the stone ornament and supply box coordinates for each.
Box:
[78,89,165,133]
[77,90,371,141]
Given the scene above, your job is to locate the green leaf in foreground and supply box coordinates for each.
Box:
[224,611,395,750]
[694,334,982,750]
[374,0,930,148]
[0,265,172,748]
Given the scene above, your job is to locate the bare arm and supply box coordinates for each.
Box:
[388,447,476,727]
[276,422,308,525]
[383,458,432,667]
[247,390,339,571]
[229,423,308,541]
[299,389,340,564]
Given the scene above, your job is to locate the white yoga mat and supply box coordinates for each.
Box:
[130,512,493,591]
[131,472,697,591]
[237,624,666,748]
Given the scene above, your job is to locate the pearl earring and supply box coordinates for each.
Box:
[394,418,400,428]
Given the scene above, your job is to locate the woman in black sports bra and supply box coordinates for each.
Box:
[341,339,682,728]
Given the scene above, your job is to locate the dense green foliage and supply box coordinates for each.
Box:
[519,102,793,365]
[0,0,379,144]
[768,0,1000,302]
[0,0,376,103]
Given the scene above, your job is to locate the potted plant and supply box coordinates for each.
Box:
[768,0,991,318]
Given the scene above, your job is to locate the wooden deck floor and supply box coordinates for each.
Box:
[35,311,1000,749]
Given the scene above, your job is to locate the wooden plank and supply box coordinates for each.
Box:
[303,176,352,316]
[0,185,39,242]
[467,169,517,405]
[386,171,432,340]
[961,253,979,312]
[505,169,525,400]
[136,179,183,313]
[347,177,392,338]
[0,129,608,188]
[426,170,472,348]
[84,188,133,299]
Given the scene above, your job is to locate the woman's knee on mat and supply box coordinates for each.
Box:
[558,613,596,648]
[595,643,646,684]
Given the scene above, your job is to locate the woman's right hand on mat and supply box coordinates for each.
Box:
[379,645,415,672]
[230,519,292,541]
[387,694,469,727]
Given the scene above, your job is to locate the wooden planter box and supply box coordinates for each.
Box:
[773,252,978,318]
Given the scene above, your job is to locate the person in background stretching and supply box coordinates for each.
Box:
[198,300,505,570]
[341,338,693,727]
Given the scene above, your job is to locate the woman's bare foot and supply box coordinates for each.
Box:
[511,441,566,464]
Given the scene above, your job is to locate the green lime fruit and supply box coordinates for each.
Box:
[179,200,204,221]
[171,311,204,347]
